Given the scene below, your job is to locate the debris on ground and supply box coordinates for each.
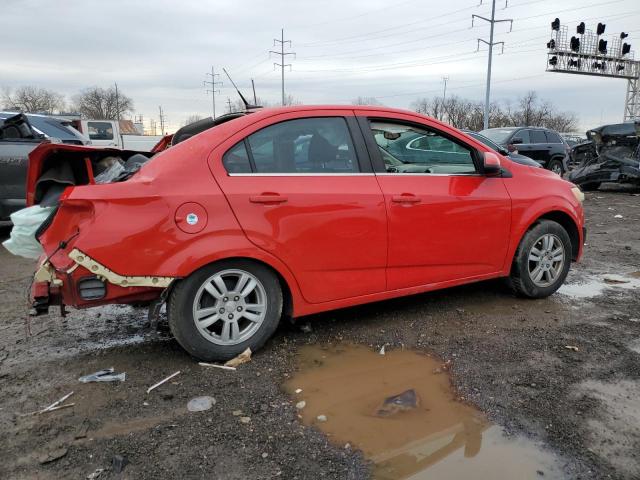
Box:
[296,400,306,410]
[379,344,386,355]
[295,388,302,394]
[146,371,181,394]
[112,454,128,473]
[239,416,251,424]
[299,323,312,333]
[198,362,236,371]
[603,277,630,284]
[187,396,216,412]
[614,214,624,219]
[39,446,68,464]
[24,391,76,416]
[565,345,580,352]
[316,414,327,422]
[78,367,126,383]
[87,468,105,479]
[224,348,252,368]
[232,410,243,416]
[375,389,420,417]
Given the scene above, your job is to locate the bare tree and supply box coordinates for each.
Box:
[183,114,204,126]
[283,94,302,106]
[72,86,134,119]
[2,85,65,114]
[351,96,381,106]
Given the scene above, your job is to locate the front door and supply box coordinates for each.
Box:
[358,112,512,290]
[212,111,387,304]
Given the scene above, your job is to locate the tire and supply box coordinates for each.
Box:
[168,260,282,361]
[580,182,601,191]
[547,158,564,176]
[510,220,571,299]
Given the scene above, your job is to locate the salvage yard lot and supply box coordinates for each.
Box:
[1,188,639,479]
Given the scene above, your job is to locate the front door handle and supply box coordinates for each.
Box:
[249,194,288,204]
[392,194,420,204]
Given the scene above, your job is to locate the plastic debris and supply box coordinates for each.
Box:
[296,400,306,410]
[565,345,579,352]
[295,388,302,394]
[316,414,327,422]
[112,454,128,473]
[375,389,420,417]
[94,157,125,183]
[2,206,55,259]
[224,348,252,368]
[87,468,105,479]
[146,371,181,394]
[299,323,312,333]
[379,345,386,355]
[187,396,216,412]
[198,362,236,371]
[614,214,623,219]
[239,416,251,424]
[78,367,126,383]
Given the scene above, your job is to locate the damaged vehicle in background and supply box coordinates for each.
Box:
[567,121,640,191]
[5,106,585,361]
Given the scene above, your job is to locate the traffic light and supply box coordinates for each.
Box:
[570,36,580,52]
[598,39,608,54]
[569,59,581,68]
[577,22,585,34]
[592,61,606,70]
[551,18,560,31]
[622,43,631,55]
[549,56,558,66]
[596,23,606,35]
[616,64,625,72]
[620,32,629,39]
[546,39,556,49]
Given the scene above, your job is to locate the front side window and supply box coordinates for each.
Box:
[245,117,358,173]
[87,121,114,140]
[514,129,530,144]
[370,121,476,174]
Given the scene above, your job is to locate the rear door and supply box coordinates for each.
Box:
[357,111,511,290]
[211,110,388,304]
[524,129,551,165]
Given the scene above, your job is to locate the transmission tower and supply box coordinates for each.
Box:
[270,29,295,106]
[204,66,223,119]
[158,105,166,135]
[226,97,232,114]
[473,0,513,130]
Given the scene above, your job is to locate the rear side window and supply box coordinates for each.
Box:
[530,130,547,143]
[545,131,562,143]
[222,141,252,173]
[87,121,114,140]
[246,117,359,173]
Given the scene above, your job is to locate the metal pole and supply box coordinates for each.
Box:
[114,82,120,121]
[281,29,285,105]
[483,0,496,130]
[211,66,216,119]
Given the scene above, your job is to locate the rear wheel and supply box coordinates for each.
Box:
[510,220,571,298]
[547,158,564,176]
[168,260,282,361]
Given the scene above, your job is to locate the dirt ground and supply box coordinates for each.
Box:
[1,186,639,479]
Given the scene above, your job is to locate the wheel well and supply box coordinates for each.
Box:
[534,211,580,260]
[184,257,294,321]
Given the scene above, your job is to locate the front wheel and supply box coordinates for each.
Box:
[510,220,571,298]
[547,158,564,176]
[168,260,282,361]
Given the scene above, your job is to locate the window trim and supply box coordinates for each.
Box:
[222,116,368,175]
[357,116,483,175]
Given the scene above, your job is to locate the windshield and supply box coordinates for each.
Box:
[479,128,515,144]
[27,115,86,143]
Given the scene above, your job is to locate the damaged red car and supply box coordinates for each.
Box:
[23,106,586,360]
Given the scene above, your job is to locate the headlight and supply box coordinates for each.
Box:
[571,186,585,203]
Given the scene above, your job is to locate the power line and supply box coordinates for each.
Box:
[473,0,513,130]
[270,28,295,106]
[204,66,222,119]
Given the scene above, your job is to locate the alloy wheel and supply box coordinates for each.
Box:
[527,234,565,287]
[192,269,267,345]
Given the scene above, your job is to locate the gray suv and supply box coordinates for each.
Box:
[480,127,570,175]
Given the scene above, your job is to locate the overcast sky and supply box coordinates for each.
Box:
[3,0,640,132]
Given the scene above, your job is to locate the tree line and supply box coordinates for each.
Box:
[353,91,578,132]
[1,85,134,120]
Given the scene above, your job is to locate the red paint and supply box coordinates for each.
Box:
[27,105,584,317]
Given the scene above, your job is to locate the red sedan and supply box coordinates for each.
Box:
[25,106,585,360]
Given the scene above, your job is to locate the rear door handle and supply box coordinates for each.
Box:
[249,194,288,204]
[392,194,420,204]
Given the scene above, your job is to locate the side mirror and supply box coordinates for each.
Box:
[483,151,502,175]
[498,147,509,155]
[511,137,524,145]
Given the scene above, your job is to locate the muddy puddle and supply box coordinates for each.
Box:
[558,272,640,299]
[285,345,563,479]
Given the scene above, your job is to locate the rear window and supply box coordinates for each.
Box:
[545,131,562,143]
[87,121,114,140]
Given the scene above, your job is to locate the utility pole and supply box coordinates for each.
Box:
[204,66,222,119]
[150,118,157,136]
[158,105,166,135]
[442,76,449,103]
[226,97,232,114]
[114,82,120,121]
[270,28,295,106]
[473,0,512,130]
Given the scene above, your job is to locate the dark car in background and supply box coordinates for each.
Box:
[462,130,542,168]
[480,127,570,175]
[0,113,89,221]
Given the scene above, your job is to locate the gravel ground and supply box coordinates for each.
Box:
[1,187,639,479]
